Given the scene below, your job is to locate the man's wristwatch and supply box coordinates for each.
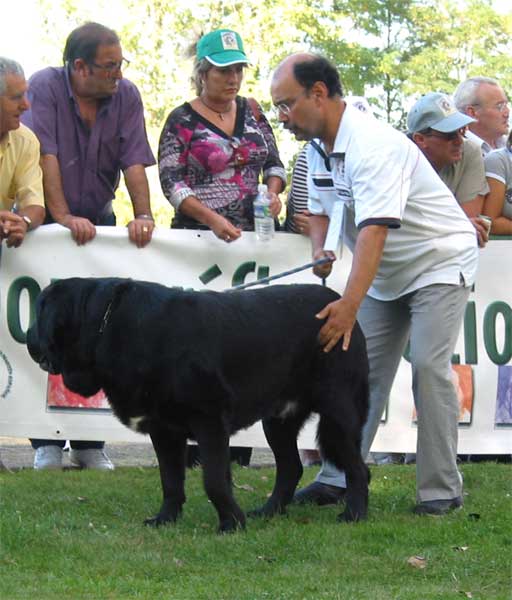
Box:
[21,215,32,231]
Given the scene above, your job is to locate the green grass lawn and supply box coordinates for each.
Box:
[1,463,511,600]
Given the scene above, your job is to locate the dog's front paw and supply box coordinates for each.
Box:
[218,515,246,534]
[143,512,177,527]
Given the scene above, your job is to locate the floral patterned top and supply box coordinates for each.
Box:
[158,96,286,230]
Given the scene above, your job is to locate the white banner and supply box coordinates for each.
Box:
[0,225,510,453]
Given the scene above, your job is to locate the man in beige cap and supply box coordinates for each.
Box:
[408,91,490,246]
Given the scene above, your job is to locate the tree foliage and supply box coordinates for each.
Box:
[36,0,511,129]
[34,0,511,224]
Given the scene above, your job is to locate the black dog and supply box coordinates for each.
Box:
[27,278,369,532]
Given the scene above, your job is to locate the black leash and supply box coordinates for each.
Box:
[227,256,334,291]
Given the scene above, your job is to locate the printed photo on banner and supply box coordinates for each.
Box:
[495,365,512,425]
[412,364,474,425]
[47,374,109,410]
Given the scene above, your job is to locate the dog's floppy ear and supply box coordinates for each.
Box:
[34,283,76,366]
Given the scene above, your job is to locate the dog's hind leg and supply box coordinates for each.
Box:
[191,417,246,534]
[248,414,305,519]
[317,414,369,522]
[145,427,187,527]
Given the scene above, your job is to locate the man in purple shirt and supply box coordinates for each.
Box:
[22,21,156,246]
[23,22,156,470]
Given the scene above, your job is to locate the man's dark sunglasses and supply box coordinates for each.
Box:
[418,126,467,141]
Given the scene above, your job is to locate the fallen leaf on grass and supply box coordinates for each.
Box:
[459,592,473,598]
[453,546,469,552]
[258,555,277,563]
[234,483,255,492]
[77,496,88,502]
[173,558,184,568]
[260,475,269,481]
[407,555,427,569]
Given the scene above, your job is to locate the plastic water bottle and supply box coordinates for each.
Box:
[253,183,274,241]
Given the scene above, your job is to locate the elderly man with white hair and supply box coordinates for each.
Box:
[454,76,510,156]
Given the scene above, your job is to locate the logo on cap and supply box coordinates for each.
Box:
[436,96,457,117]
[221,31,239,51]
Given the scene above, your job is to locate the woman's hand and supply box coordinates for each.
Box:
[210,214,242,243]
[268,192,282,219]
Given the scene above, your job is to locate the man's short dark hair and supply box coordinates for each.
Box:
[63,22,119,67]
[293,56,343,98]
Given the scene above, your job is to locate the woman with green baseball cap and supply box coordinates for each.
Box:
[158,28,286,244]
[158,29,286,467]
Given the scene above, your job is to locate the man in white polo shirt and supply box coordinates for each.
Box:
[271,53,479,515]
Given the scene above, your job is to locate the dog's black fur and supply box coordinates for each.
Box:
[27,278,369,532]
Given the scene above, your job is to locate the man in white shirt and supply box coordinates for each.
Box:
[453,77,509,156]
[271,53,478,515]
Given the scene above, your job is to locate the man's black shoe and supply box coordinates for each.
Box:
[293,481,346,506]
[413,496,463,516]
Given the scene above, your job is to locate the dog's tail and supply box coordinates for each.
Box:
[316,413,371,486]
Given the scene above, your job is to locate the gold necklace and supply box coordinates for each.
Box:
[199,97,233,121]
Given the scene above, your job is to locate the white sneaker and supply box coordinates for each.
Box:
[34,445,63,470]
[70,448,115,470]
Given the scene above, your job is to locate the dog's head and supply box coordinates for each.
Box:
[26,278,115,397]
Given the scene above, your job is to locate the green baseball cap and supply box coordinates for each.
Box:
[197,29,249,67]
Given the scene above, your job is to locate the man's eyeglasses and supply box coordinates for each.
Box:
[89,57,130,75]
[472,101,509,113]
[419,127,467,141]
[273,90,308,117]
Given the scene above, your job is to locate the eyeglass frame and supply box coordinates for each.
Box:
[273,89,309,117]
[417,126,467,141]
[87,57,130,76]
